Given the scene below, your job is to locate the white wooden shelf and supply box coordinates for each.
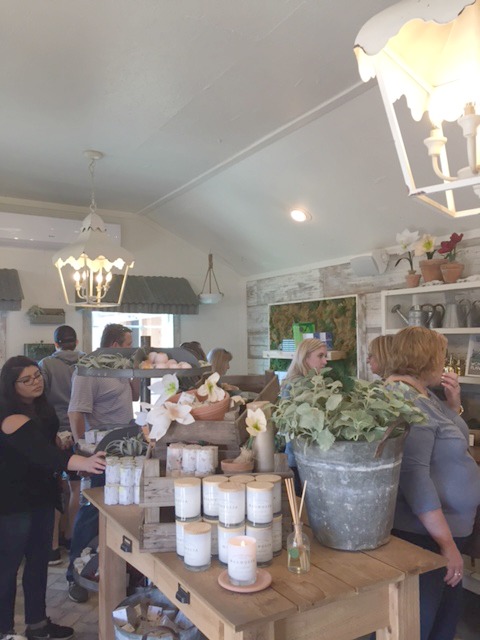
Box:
[263,350,346,361]
[385,328,480,336]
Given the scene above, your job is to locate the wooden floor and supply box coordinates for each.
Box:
[13,546,480,640]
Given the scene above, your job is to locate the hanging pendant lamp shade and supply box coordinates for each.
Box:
[52,151,134,307]
[199,253,224,304]
[354,0,480,217]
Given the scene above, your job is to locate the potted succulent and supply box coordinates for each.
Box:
[438,232,464,283]
[395,228,421,287]
[415,234,444,282]
[270,371,426,551]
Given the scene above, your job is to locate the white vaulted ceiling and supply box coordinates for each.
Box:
[2,0,480,276]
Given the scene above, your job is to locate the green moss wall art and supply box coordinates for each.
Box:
[269,297,357,376]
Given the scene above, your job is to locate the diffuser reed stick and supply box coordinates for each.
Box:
[285,478,309,572]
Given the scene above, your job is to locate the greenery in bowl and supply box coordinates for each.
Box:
[271,371,426,451]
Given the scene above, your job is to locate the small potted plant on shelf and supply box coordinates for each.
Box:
[395,228,421,287]
[269,371,426,551]
[438,232,464,283]
[415,234,444,282]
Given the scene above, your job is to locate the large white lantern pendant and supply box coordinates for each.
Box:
[354,0,480,218]
[52,151,134,307]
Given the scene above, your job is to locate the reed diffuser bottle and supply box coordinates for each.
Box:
[287,523,310,574]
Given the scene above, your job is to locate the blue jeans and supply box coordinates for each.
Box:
[66,472,105,583]
[0,506,54,633]
[369,529,469,640]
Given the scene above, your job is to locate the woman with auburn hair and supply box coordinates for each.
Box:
[282,338,328,493]
[367,334,393,379]
[386,327,480,640]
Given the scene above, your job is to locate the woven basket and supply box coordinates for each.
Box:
[169,391,230,421]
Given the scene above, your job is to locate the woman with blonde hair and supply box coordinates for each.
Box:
[283,338,328,383]
[282,338,328,493]
[207,348,232,377]
[368,334,393,379]
[386,326,480,640]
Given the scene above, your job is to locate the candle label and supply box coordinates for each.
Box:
[246,490,273,524]
[246,524,273,563]
[218,525,245,564]
[184,532,211,567]
[218,487,245,526]
[228,539,257,584]
[272,515,283,553]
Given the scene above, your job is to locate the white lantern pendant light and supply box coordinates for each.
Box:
[354,0,480,218]
[199,254,224,304]
[52,151,134,307]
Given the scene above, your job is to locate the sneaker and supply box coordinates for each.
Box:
[0,633,27,639]
[25,619,73,640]
[48,549,62,566]
[67,582,88,604]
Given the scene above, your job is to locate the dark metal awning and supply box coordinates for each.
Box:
[0,269,24,310]
[98,274,199,314]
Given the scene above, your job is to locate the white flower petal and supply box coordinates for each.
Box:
[149,414,172,441]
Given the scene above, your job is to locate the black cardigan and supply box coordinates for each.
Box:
[0,406,71,514]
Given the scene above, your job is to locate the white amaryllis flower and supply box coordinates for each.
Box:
[148,374,179,405]
[415,234,436,257]
[396,228,420,251]
[135,402,153,427]
[198,372,226,402]
[230,395,245,407]
[163,401,194,425]
[245,408,267,437]
[148,408,172,441]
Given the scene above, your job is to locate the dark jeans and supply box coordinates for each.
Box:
[0,506,54,633]
[369,529,469,640]
[66,472,105,583]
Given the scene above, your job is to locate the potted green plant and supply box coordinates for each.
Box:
[270,371,426,550]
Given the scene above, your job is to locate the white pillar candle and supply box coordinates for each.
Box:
[202,475,226,518]
[105,457,120,484]
[118,485,134,505]
[182,444,200,475]
[218,523,245,565]
[227,536,257,586]
[257,474,282,514]
[104,483,119,505]
[176,517,200,557]
[119,464,135,487]
[272,514,283,555]
[246,482,273,525]
[183,522,211,572]
[85,429,98,445]
[195,447,216,477]
[218,482,245,526]
[133,484,140,505]
[134,465,143,486]
[174,477,202,521]
[246,523,273,566]
[166,443,184,476]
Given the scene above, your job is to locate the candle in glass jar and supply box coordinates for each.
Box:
[202,475,226,518]
[218,522,245,565]
[272,514,283,555]
[246,523,273,566]
[257,474,282,514]
[218,482,245,526]
[174,477,202,521]
[227,536,257,586]
[176,517,200,557]
[203,516,218,556]
[246,482,273,525]
[183,522,211,571]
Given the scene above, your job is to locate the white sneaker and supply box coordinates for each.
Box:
[0,634,28,640]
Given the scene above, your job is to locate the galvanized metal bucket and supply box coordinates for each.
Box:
[293,437,404,551]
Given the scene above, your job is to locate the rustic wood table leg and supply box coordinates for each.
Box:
[98,511,127,640]
[376,575,420,640]
[222,622,275,640]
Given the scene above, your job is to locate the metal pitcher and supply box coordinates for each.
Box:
[391,304,434,327]
[458,298,473,327]
[427,303,445,329]
[471,300,480,327]
[443,303,461,329]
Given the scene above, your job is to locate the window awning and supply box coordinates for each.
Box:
[97,275,199,314]
[0,269,24,311]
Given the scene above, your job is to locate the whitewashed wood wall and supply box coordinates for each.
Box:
[246,242,480,382]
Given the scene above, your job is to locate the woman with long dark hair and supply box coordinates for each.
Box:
[0,356,106,640]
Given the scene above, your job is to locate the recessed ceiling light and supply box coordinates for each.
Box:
[290,208,311,222]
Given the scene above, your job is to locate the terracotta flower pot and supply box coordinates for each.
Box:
[221,458,255,473]
[405,271,421,288]
[440,261,464,284]
[419,258,445,283]
[169,391,231,421]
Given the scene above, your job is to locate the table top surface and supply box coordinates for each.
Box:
[87,487,446,631]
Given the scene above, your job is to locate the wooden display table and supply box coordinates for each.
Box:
[86,488,445,640]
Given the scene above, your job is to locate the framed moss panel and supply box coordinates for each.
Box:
[24,343,56,361]
[268,296,357,377]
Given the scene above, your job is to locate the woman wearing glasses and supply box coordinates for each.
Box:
[0,356,106,640]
